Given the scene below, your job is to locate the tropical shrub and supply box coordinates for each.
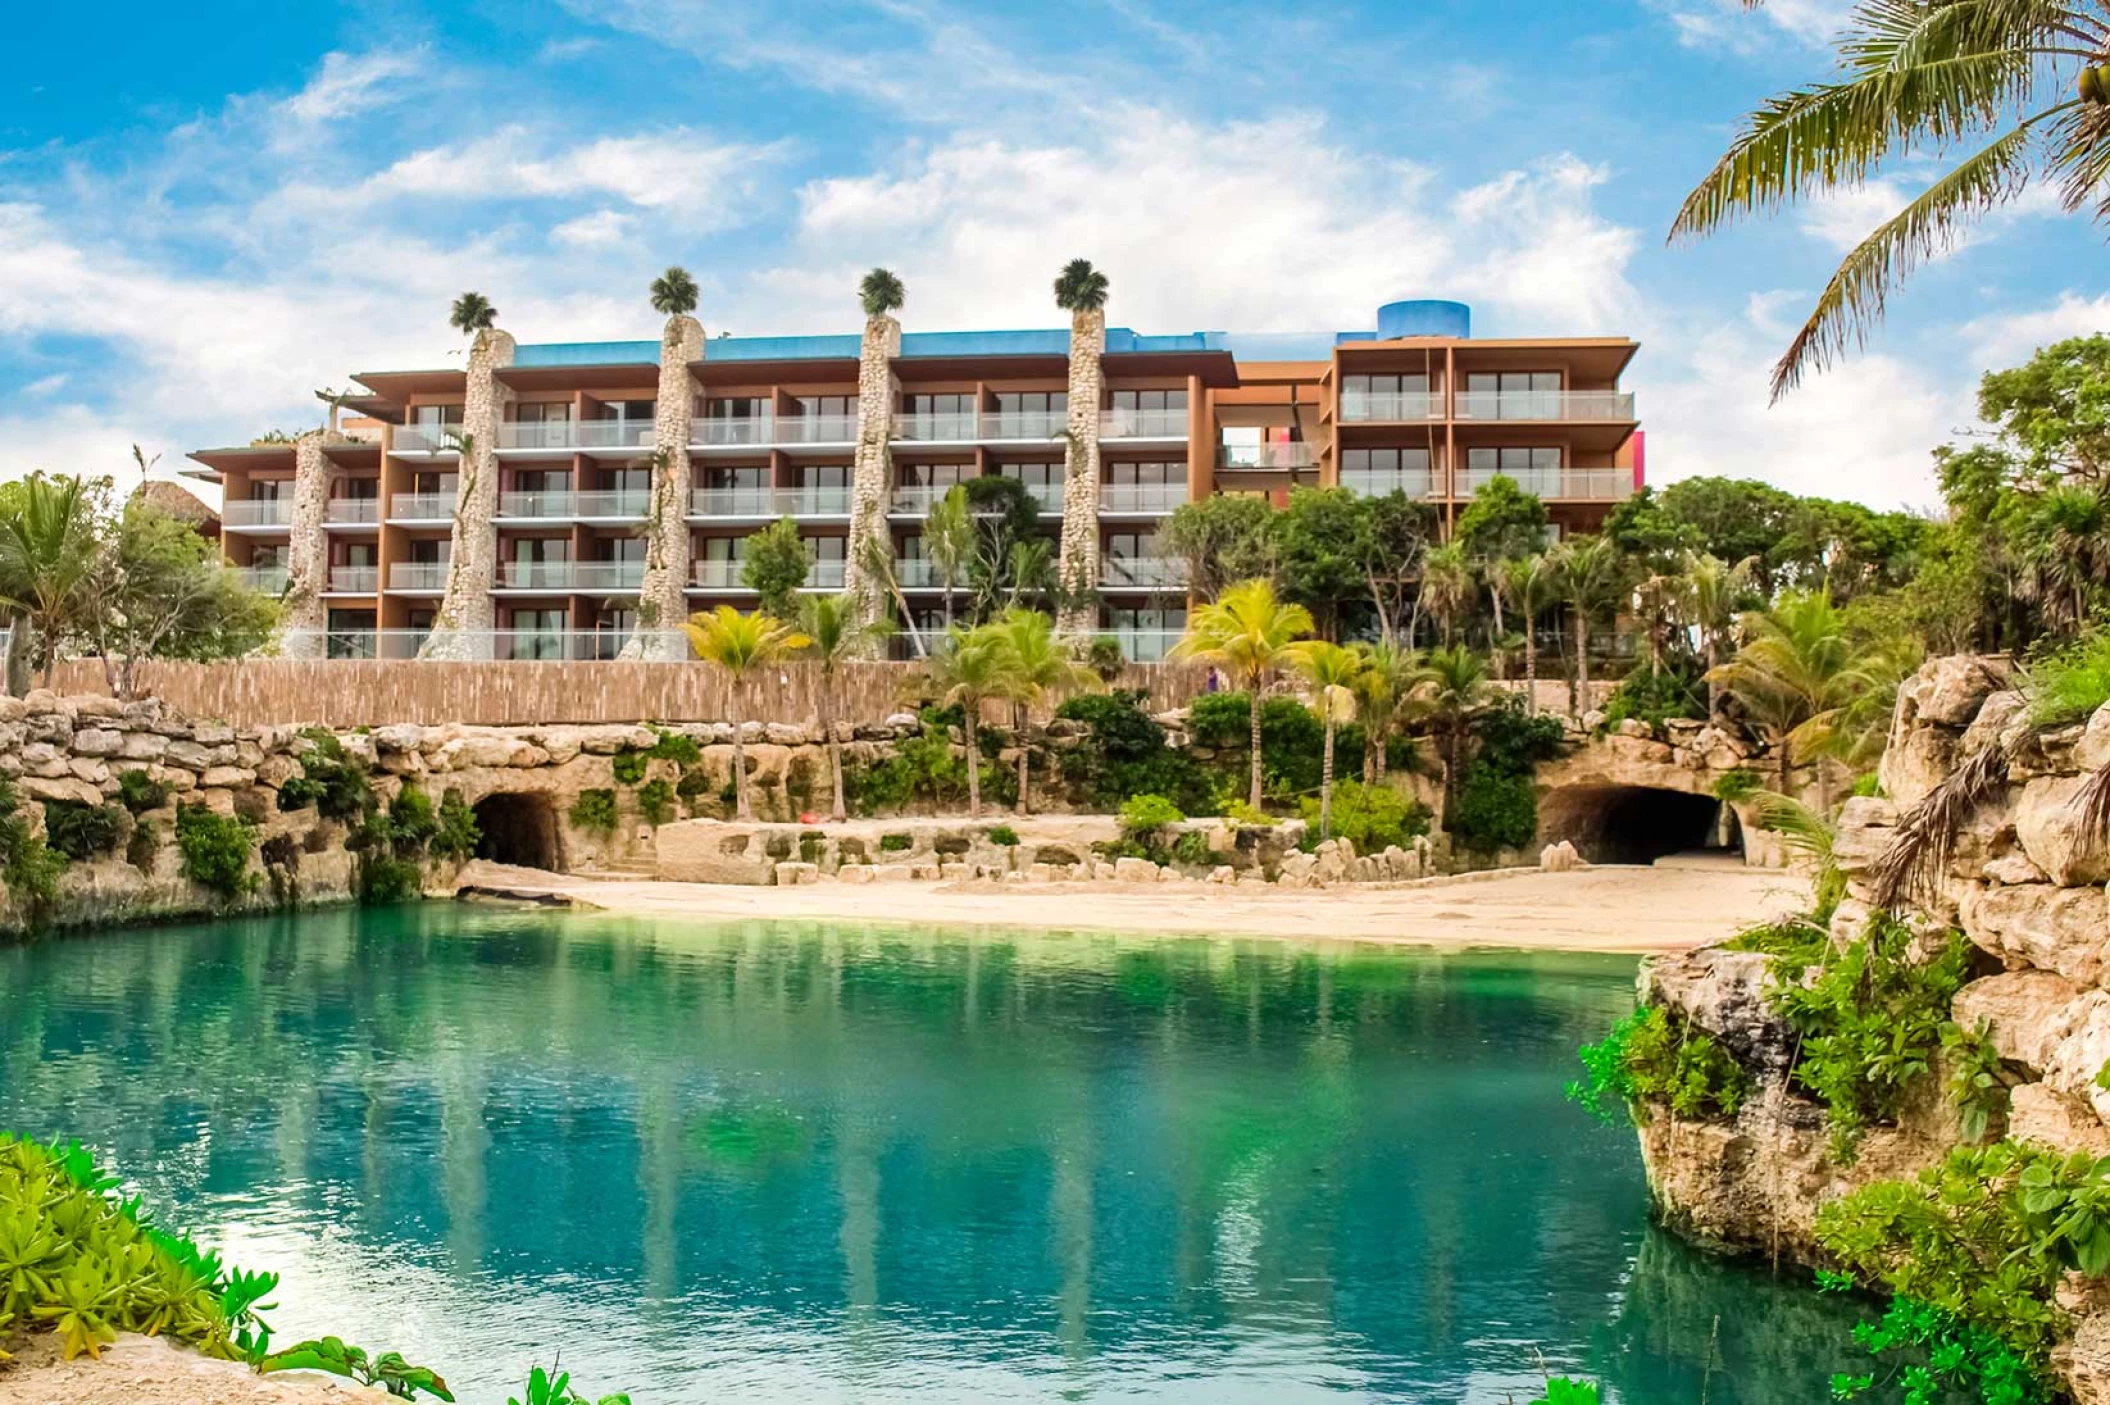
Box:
[646,726,702,765]
[985,824,1020,846]
[174,803,255,900]
[1530,1384,1600,1405]
[879,832,913,853]
[1169,830,1214,867]
[2022,625,2110,726]
[1567,1005,1747,1125]
[1118,793,1184,839]
[1449,700,1567,853]
[116,768,168,815]
[1187,691,1338,801]
[1052,691,1215,813]
[41,800,123,861]
[569,789,618,834]
[1600,660,1706,733]
[278,728,372,819]
[1711,767,1761,803]
[429,789,479,861]
[509,1362,631,1405]
[259,1338,452,1400]
[611,750,649,786]
[0,779,65,922]
[1300,779,1428,854]
[636,778,675,827]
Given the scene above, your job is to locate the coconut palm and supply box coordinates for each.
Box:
[448,292,497,338]
[924,623,1013,818]
[1171,578,1314,812]
[1053,258,1110,314]
[1415,643,1490,821]
[1707,590,1875,804]
[1349,640,1423,783]
[1634,559,1692,678]
[1672,2,2110,398]
[859,267,906,318]
[1291,641,1365,841]
[924,484,975,629]
[991,608,1097,814]
[854,533,926,660]
[684,606,811,821]
[1053,259,1111,637]
[1419,542,1476,647]
[649,266,699,317]
[2016,478,2110,632]
[1549,534,1625,716]
[0,472,102,689]
[799,593,891,821]
[1496,553,1560,713]
[1687,552,1758,721]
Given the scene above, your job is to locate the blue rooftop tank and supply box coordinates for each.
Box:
[1376,300,1470,340]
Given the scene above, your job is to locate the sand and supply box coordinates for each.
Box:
[0,1335,362,1405]
[457,855,1807,955]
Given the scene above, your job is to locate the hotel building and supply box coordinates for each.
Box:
[187,299,1641,662]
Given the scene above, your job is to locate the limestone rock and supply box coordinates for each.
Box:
[1539,840,1582,872]
[1113,856,1159,883]
[2010,1083,2110,1158]
[2015,774,2110,886]
[19,775,104,807]
[2079,703,2110,773]
[1908,654,2008,728]
[1952,970,2085,1073]
[1957,882,2110,986]
[773,861,820,886]
[70,727,122,757]
[2044,993,2110,1124]
[1643,948,1793,1074]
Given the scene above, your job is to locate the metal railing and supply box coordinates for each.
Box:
[1338,391,1446,422]
[889,484,972,515]
[776,413,858,443]
[979,410,1068,440]
[775,485,852,515]
[1099,407,1189,439]
[1452,390,1636,421]
[1102,628,1184,663]
[1099,482,1187,513]
[897,412,980,443]
[690,486,775,517]
[1458,468,1636,501]
[232,565,288,593]
[388,562,449,591]
[497,560,575,590]
[1219,442,1316,470]
[1340,471,1438,499]
[325,497,380,525]
[496,420,657,451]
[1101,557,1188,588]
[573,560,646,592]
[573,490,650,518]
[223,499,295,528]
[389,492,456,521]
[690,560,752,590]
[691,416,774,447]
[326,566,379,594]
[290,628,683,661]
[496,491,577,519]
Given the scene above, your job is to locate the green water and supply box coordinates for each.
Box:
[0,905,1865,1402]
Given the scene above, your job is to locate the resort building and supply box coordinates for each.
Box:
[187,299,1641,662]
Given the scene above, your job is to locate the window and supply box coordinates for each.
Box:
[1344,374,1431,395]
[698,536,745,563]
[408,404,464,428]
[791,395,854,419]
[703,397,769,421]
[513,402,573,424]
[808,536,847,565]
[409,470,456,495]
[511,537,571,563]
[508,608,569,661]
[1103,530,1152,563]
[894,462,974,489]
[406,539,449,565]
[334,477,378,500]
[800,464,851,489]
[1465,372,1562,418]
[904,393,973,416]
[997,461,1061,487]
[595,466,652,493]
[250,479,288,501]
[326,609,376,659]
[1105,460,1181,486]
[1340,447,1434,495]
[1466,447,1562,494]
[593,536,646,563]
[511,468,571,494]
[1108,389,1187,411]
[701,465,766,489]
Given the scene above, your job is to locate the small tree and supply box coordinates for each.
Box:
[684,606,810,821]
[1708,589,1874,805]
[924,485,975,629]
[1549,534,1625,716]
[741,517,810,618]
[990,608,1097,815]
[1418,542,1476,647]
[0,472,103,689]
[859,268,905,318]
[449,292,497,338]
[649,266,699,317]
[1171,578,1314,811]
[1417,644,1490,821]
[1290,641,1364,841]
[1496,554,1559,713]
[799,593,890,821]
[89,498,278,698]
[1160,494,1278,600]
[1687,552,1757,722]
[922,623,1013,818]
[1349,640,1422,784]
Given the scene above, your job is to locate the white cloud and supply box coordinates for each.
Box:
[1659,0,1852,52]
[1960,290,2110,369]
[355,127,786,216]
[550,210,633,248]
[282,50,423,123]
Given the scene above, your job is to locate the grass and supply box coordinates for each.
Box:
[2024,628,2110,727]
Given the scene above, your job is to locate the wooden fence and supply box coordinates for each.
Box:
[48,659,1216,729]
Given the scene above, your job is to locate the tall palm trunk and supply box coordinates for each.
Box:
[4,612,28,697]
[1014,701,1031,816]
[963,706,982,818]
[1705,634,1721,722]
[1488,589,1505,679]
[730,693,753,821]
[1373,727,1388,784]
[1248,686,1264,813]
[1319,717,1335,841]
[821,679,846,822]
[1573,606,1591,716]
[1523,629,1539,716]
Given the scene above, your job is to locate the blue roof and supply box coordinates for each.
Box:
[514,326,1229,367]
[512,340,657,368]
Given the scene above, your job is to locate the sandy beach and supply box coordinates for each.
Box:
[456,856,1806,955]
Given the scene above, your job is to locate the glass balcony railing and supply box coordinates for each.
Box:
[897,413,979,443]
[232,565,288,593]
[573,490,650,519]
[690,486,774,516]
[895,559,941,588]
[1000,480,1064,513]
[1340,472,1438,499]
[326,566,378,594]
[807,559,848,590]
[1453,391,1636,421]
[1459,468,1636,501]
[284,628,686,661]
[776,485,852,516]
[388,492,456,521]
[776,414,858,443]
[1102,627,1184,663]
[496,420,657,451]
[691,417,774,447]
[1101,557,1188,588]
[325,497,380,525]
[1219,443,1316,470]
[1098,407,1189,439]
[1098,482,1187,513]
[496,491,577,519]
[979,410,1068,440]
[388,562,449,591]
[690,560,752,590]
[223,499,295,528]
[889,484,968,515]
[392,425,463,453]
[574,560,646,592]
[1338,392,1446,422]
[497,560,575,590]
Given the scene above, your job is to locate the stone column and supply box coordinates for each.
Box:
[1056,308,1105,640]
[420,328,515,659]
[841,313,901,636]
[278,429,336,659]
[625,314,706,659]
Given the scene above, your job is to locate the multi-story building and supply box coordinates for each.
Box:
[188,299,1640,663]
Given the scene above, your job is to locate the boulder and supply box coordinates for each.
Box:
[1905,655,2008,729]
[200,767,255,789]
[70,727,122,757]
[838,864,876,884]
[773,861,821,886]
[18,775,105,807]
[1539,840,1582,873]
[116,730,167,762]
[1957,882,2110,986]
[2079,703,2110,773]
[2015,774,2110,887]
[1644,947,1794,1073]
[1113,856,1160,884]
[1951,970,2085,1073]
[2009,1083,2110,1158]
[2045,993,2110,1124]
[1208,865,1235,884]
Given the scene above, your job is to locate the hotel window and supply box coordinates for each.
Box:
[791,395,854,419]
[697,536,746,565]
[1341,374,1433,420]
[996,461,1061,506]
[510,537,571,564]
[1103,530,1152,565]
[326,609,376,659]
[703,397,769,422]
[1466,447,1562,495]
[701,464,766,489]
[409,470,456,496]
[894,461,974,490]
[902,393,974,437]
[249,545,286,568]
[407,404,464,428]
[1341,447,1433,496]
[800,463,851,489]
[333,477,378,501]
[904,393,973,416]
[1105,460,1181,486]
[510,468,571,497]
[1108,389,1187,411]
[508,608,569,661]
[605,399,653,422]
[406,539,449,566]
[513,402,573,423]
[1465,371,1562,418]
[592,536,646,563]
[249,479,288,501]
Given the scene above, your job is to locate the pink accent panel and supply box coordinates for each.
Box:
[1632,430,1645,488]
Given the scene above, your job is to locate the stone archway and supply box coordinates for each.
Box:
[1538,784,1739,865]
[473,792,562,870]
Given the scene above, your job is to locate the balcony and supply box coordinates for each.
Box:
[1101,557,1188,589]
[690,560,753,590]
[1339,391,1446,422]
[806,559,848,590]
[979,410,1068,441]
[325,497,380,526]
[776,413,858,444]
[691,486,775,517]
[895,559,941,588]
[326,566,378,594]
[1099,407,1189,440]
[999,480,1064,514]
[388,561,449,591]
[897,412,980,443]
[232,564,288,593]
[1219,443,1317,471]
[389,492,457,521]
[497,560,575,590]
[1340,472,1438,499]
[691,416,774,447]
[1453,390,1636,422]
[889,484,969,515]
[392,425,461,454]
[1099,482,1187,514]
[496,420,656,452]
[573,490,650,519]
[496,490,577,520]
[574,560,646,592]
[776,485,852,516]
[1459,468,1636,501]
[1102,627,1184,663]
[222,499,295,529]
[287,628,683,661]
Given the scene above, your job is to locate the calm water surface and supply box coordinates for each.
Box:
[0,906,1863,1403]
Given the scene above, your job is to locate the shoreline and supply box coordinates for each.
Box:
[455,859,1807,955]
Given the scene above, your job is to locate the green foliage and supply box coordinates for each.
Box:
[1723,915,1830,968]
[879,832,912,853]
[116,768,168,815]
[636,778,675,827]
[1600,660,1706,732]
[0,778,65,924]
[1159,493,1279,599]
[260,1337,453,1400]
[569,789,618,834]
[279,729,372,819]
[844,715,1001,815]
[2022,626,2110,726]
[1053,690,1215,813]
[647,727,702,765]
[1217,798,1273,827]
[347,786,443,906]
[1186,691,1335,801]
[1945,1019,2012,1145]
[741,515,810,617]
[1455,473,1550,564]
[1530,1382,1600,1405]
[0,1131,278,1365]
[508,1362,632,1405]
[41,800,122,861]
[611,749,649,786]
[429,789,479,862]
[985,824,1020,846]
[1712,766,1762,803]
[1566,1005,1747,1125]
[174,803,255,900]
[1118,793,1185,841]
[1297,779,1428,854]
[1448,768,1537,852]
[1768,913,1977,1157]
[1852,770,1884,798]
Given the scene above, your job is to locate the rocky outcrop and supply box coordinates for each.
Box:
[278,430,335,659]
[842,312,900,634]
[421,328,515,657]
[627,312,706,657]
[1056,306,1103,638]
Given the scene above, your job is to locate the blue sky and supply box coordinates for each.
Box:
[2,0,2102,506]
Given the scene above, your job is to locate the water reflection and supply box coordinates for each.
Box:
[0,905,1856,1402]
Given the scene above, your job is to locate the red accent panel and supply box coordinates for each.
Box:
[1632,430,1646,489]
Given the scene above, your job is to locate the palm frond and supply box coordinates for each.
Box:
[1753,790,1837,868]
[1868,731,2017,909]
[2068,763,2110,853]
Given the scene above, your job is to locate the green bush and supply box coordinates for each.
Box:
[429,789,479,861]
[1298,779,1428,853]
[1052,691,1217,812]
[1711,767,1761,803]
[2023,626,2110,726]
[1187,691,1337,800]
[986,824,1020,846]
[1567,1004,1747,1124]
[280,728,372,819]
[1600,661,1705,732]
[879,832,913,853]
[126,817,159,872]
[675,767,719,816]
[637,778,675,826]
[174,803,256,900]
[1118,793,1185,837]
[611,750,649,786]
[1169,830,1213,867]
[116,768,168,815]
[1448,766,1537,852]
[569,789,618,834]
[1216,797,1273,827]
[647,726,703,766]
[42,800,123,861]
[389,786,438,848]
[0,778,65,923]
[1851,770,1883,798]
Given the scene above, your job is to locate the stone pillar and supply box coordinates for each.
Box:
[420,328,515,659]
[1056,308,1105,640]
[842,313,901,636]
[625,314,706,660]
[278,429,336,659]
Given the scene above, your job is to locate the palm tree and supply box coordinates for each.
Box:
[1671,3,2110,398]
[1687,552,1757,722]
[1054,259,1111,637]
[448,292,497,338]
[1291,641,1364,841]
[924,484,975,629]
[855,533,926,659]
[1419,542,1476,646]
[649,266,699,317]
[684,606,811,821]
[799,593,890,821]
[859,268,906,318]
[991,608,1097,814]
[923,623,1013,818]
[1549,534,1625,716]
[1053,258,1110,315]
[1349,640,1422,783]
[2017,479,2110,632]
[1416,643,1490,821]
[1707,590,1874,805]
[0,472,101,689]
[1171,578,1315,812]
[1634,559,1692,678]
[1496,554,1560,713]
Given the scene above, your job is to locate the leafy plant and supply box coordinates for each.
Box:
[1169,830,1214,867]
[174,803,255,900]
[1566,1005,1747,1125]
[646,727,702,766]
[509,1362,631,1405]
[611,750,649,786]
[429,789,479,862]
[278,729,372,819]
[41,800,122,861]
[2021,626,2110,727]
[1945,1019,2015,1145]
[636,778,675,827]
[116,768,168,815]
[1297,779,1428,854]
[1601,660,1705,732]
[569,789,618,835]
[260,1337,453,1400]
[1711,766,1761,804]
[879,832,913,853]
[1448,766,1538,852]
[1530,1382,1600,1405]
[985,824,1020,846]
[1118,793,1184,840]
[0,777,65,923]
